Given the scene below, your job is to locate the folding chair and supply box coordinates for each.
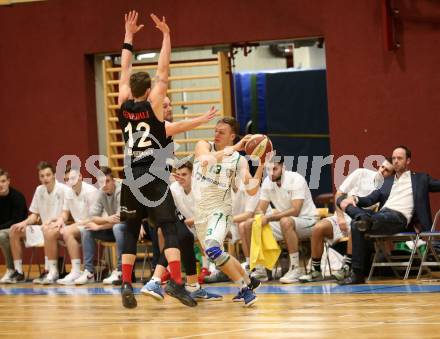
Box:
[367,231,421,280]
[416,210,440,279]
[323,236,348,277]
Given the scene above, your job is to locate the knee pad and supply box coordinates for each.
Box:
[204,240,230,267]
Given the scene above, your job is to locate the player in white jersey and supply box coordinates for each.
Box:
[299,158,395,283]
[2,162,67,284]
[192,117,265,307]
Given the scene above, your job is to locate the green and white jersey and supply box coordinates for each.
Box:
[193,142,243,223]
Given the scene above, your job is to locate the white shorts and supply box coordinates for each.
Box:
[268,222,284,241]
[270,216,317,241]
[326,215,351,245]
[195,210,232,249]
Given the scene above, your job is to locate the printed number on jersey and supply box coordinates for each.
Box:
[124,122,152,148]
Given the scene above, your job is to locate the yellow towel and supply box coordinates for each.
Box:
[250,214,281,270]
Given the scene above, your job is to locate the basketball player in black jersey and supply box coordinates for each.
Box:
[117,11,198,308]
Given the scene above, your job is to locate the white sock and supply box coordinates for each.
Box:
[185,282,200,292]
[234,278,247,289]
[44,256,49,271]
[242,271,251,285]
[245,257,250,265]
[151,276,161,283]
[208,261,217,272]
[14,260,23,274]
[71,259,81,273]
[289,252,299,269]
[48,260,58,276]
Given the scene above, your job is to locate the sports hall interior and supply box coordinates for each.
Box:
[1,0,440,338]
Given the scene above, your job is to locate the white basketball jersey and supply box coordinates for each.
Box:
[193,142,242,220]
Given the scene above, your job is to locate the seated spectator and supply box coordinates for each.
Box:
[5,162,68,284]
[338,146,440,285]
[44,167,98,285]
[0,168,27,283]
[79,166,125,285]
[236,186,282,282]
[299,158,395,283]
[243,156,318,283]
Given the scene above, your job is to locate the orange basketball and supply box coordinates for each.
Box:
[244,134,273,161]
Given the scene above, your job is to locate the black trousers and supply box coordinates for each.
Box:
[346,206,407,275]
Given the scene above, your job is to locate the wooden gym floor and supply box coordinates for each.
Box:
[1,275,440,338]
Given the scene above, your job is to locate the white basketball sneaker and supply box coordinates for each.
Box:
[251,266,268,282]
[280,267,304,284]
[0,269,15,283]
[41,272,59,285]
[56,271,82,285]
[74,269,95,285]
[103,270,122,285]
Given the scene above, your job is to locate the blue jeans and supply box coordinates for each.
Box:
[81,223,126,273]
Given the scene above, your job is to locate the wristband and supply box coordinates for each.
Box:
[122,43,133,52]
[176,210,186,223]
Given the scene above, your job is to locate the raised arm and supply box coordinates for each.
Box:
[165,107,217,137]
[118,11,144,106]
[148,14,171,121]
[238,156,264,196]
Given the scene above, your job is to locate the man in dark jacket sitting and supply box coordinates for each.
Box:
[337,145,440,284]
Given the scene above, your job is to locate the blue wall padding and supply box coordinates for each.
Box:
[270,135,332,197]
[233,73,252,135]
[255,72,267,133]
[265,69,329,134]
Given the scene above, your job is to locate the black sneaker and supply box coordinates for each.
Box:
[4,270,25,284]
[165,280,197,307]
[248,276,261,291]
[121,282,137,309]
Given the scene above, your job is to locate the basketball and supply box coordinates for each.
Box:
[244,134,273,161]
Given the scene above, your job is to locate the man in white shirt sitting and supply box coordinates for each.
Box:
[244,156,319,284]
[2,162,67,284]
[45,166,98,285]
[299,158,394,283]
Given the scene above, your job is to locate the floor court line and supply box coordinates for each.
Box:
[2,283,440,295]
